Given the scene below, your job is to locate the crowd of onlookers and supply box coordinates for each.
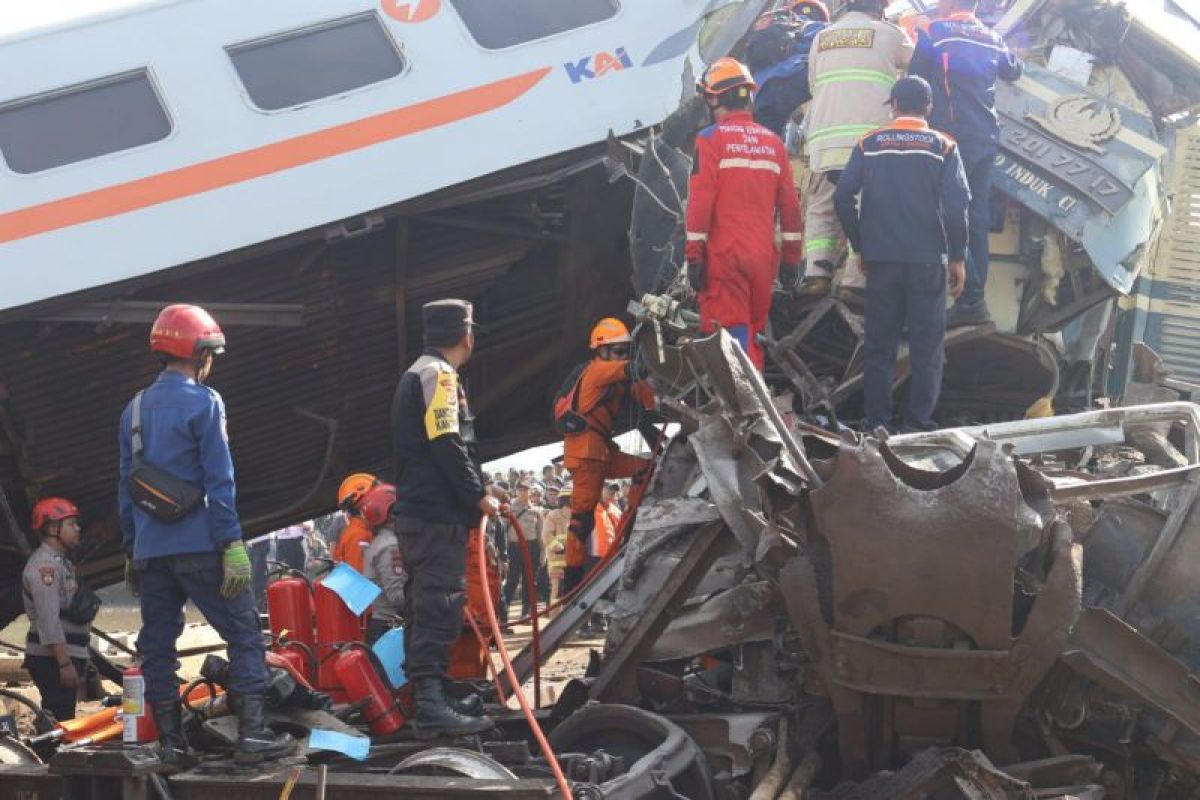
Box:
[247,462,632,636]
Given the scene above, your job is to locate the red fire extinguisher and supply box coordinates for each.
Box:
[314,576,362,702]
[333,646,405,736]
[267,571,316,648]
[122,665,158,744]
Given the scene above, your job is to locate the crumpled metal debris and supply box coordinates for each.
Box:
[587,320,1200,798]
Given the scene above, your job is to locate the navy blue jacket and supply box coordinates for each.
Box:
[908,13,1021,145]
[834,117,970,266]
[119,370,243,561]
[752,21,827,138]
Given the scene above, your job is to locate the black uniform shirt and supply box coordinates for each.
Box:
[391,349,486,526]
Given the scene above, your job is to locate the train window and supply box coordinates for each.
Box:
[0,70,170,174]
[448,0,619,49]
[228,13,405,111]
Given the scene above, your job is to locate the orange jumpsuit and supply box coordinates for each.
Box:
[332,515,372,573]
[562,358,654,574]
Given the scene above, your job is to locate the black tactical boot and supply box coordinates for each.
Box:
[444,682,485,717]
[152,703,195,774]
[413,677,493,739]
[233,694,296,765]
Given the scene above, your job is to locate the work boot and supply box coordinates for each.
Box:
[444,681,485,717]
[413,677,493,739]
[947,300,992,328]
[152,703,195,774]
[796,276,831,298]
[233,694,296,765]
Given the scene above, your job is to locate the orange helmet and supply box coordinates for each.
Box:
[698,57,757,96]
[791,0,830,22]
[150,304,226,360]
[32,497,80,531]
[359,484,397,529]
[590,318,632,349]
[338,472,379,510]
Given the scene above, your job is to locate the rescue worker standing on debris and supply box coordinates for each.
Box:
[686,57,803,369]
[797,0,913,301]
[22,498,98,722]
[834,76,970,431]
[331,472,379,572]
[119,304,293,769]
[392,299,496,738]
[359,484,406,647]
[561,319,655,595]
[909,0,1022,326]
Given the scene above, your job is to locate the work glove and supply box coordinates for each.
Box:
[778,262,801,292]
[220,541,252,599]
[124,556,140,598]
[687,261,707,293]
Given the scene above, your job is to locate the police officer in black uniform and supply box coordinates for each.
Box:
[392,299,497,738]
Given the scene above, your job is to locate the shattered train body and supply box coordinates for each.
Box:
[578,328,1200,798]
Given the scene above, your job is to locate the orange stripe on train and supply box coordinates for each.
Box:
[0,68,551,245]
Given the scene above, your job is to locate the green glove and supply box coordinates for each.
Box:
[124,557,140,598]
[220,541,252,599]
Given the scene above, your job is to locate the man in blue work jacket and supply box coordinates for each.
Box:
[118,304,292,770]
[834,76,970,432]
[909,0,1022,326]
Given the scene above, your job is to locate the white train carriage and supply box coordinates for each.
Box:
[0,0,755,313]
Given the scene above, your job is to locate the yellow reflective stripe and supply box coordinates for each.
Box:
[780,233,804,241]
[806,124,877,143]
[812,68,897,88]
[686,232,708,241]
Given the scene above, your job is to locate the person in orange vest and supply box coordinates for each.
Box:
[580,484,622,637]
[331,472,378,572]
[559,318,655,595]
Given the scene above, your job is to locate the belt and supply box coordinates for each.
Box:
[27,629,90,648]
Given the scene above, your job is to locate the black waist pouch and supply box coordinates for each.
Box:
[129,391,204,523]
[61,583,101,625]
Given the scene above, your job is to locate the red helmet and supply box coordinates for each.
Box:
[359,484,397,529]
[150,304,226,360]
[32,497,80,531]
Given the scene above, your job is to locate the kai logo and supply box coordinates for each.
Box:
[564,48,633,84]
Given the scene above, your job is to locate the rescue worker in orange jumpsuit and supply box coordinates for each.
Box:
[686,57,804,370]
[561,318,655,595]
[331,473,378,572]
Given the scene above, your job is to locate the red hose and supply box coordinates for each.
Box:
[503,511,542,708]
[464,611,508,704]
[477,513,572,799]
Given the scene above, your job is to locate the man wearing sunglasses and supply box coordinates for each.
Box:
[559,318,655,596]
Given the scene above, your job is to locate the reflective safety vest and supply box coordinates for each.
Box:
[803,11,914,172]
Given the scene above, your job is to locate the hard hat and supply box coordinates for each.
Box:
[590,318,633,349]
[150,305,226,360]
[698,57,758,96]
[32,497,80,531]
[753,9,793,30]
[791,0,830,22]
[359,484,397,529]
[338,472,379,510]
